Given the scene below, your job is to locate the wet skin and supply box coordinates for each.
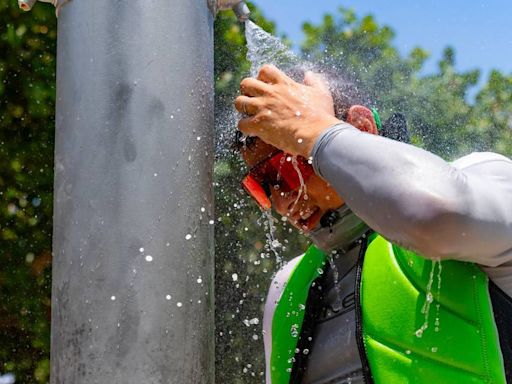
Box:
[236,64,377,158]
[241,138,343,232]
[237,66,378,231]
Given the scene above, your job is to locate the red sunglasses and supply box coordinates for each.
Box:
[241,152,315,210]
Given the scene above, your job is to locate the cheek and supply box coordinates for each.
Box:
[306,176,344,210]
[269,188,289,216]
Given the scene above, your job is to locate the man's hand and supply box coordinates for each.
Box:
[235,65,341,158]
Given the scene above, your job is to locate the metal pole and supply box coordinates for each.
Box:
[51,1,214,383]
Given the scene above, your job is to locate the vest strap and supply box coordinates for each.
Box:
[269,246,326,383]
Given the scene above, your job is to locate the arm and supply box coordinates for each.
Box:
[312,124,512,266]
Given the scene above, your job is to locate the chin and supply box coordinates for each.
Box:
[297,209,324,232]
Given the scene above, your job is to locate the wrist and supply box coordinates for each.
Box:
[301,116,341,158]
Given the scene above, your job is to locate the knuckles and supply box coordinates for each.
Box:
[258,64,276,78]
[239,78,252,92]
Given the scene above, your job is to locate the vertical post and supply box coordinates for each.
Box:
[51,1,215,383]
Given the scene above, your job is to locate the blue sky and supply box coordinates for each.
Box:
[252,0,512,83]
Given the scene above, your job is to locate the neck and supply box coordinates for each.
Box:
[308,205,369,253]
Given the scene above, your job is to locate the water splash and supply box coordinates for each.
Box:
[328,251,342,301]
[245,20,310,79]
[290,155,308,206]
[415,259,442,338]
[260,209,282,265]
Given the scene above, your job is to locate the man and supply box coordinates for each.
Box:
[235,64,512,383]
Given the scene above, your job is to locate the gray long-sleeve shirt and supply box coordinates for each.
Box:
[264,123,512,384]
[311,123,512,296]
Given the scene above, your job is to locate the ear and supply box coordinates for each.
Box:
[346,105,378,135]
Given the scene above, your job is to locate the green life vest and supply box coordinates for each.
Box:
[268,234,507,383]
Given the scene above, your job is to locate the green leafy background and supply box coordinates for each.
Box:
[1,1,511,382]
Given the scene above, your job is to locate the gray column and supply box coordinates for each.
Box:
[51,1,214,383]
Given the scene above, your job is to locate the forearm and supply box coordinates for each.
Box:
[311,124,512,264]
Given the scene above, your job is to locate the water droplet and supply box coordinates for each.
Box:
[295,111,301,117]
[145,255,153,262]
[166,294,171,300]
[139,247,144,252]
[405,349,411,355]
[185,234,192,240]
[297,138,303,143]
[200,207,206,212]
[431,347,438,353]
[232,273,238,282]
[252,334,259,340]
[302,348,309,355]
[176,302,183,307]
[110,296,116,301]
[209,220,214,225]
[197,277,203,284]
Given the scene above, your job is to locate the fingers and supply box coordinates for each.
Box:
[257,64,291,84]
[238,116,257,136]
[304,71,331,94]
[240,77,271,97]
[235,95,260,115]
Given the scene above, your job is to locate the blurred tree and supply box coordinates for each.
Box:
[470,70,512,154]
[301,8,484,159]
[0,2,56,383]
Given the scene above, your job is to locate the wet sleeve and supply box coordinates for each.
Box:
[311,123,512,266]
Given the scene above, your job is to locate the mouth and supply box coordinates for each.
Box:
[290,206,322,231]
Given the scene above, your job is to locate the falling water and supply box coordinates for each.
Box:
[260,209,283,265]
[244,20,311,232]
[415,259,443,338]
[245,20,310,78]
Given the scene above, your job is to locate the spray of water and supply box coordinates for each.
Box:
[415,259,442,339]
[260,209,283,265]
[245,20,310,78]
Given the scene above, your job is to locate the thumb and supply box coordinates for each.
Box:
[304,71,331,94]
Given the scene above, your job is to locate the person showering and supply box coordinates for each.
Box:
[234,64,512,384]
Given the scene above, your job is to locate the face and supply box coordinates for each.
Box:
[270,171,344,231]
[240,104,378,231]
[241,138,344,232]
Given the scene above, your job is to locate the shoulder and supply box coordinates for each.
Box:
[451,152,512,170]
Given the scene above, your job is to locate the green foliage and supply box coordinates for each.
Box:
[0,1,56,383]
[470,70,512,154]
[302,8,489,159]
